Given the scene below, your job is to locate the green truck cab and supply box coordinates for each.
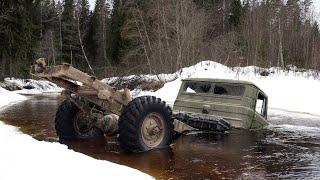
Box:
[173,78,268,129]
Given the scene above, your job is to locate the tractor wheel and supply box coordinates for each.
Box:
[119,96,174,152]
[55,99,103,140]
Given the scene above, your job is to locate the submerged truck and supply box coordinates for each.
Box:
[173,78,268,129]
[31,59,268,153]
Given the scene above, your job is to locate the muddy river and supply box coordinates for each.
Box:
[1,95,320,179]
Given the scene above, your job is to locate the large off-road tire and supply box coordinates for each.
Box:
[55,99,103,140]
[119,96,174,152]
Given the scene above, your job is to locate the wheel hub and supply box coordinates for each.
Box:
[141,112,165,148]
[74,111,96,136]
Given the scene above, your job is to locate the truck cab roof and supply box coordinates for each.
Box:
[183,78,266,97]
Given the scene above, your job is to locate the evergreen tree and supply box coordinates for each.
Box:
[193,0,216,9]
[40,0,56,35]
[38,0,58,65]
[78,0,90,35]
[61,0,81,65]
[108,0,127,64]
[0,0,40,78]
[85,11,97,63]
[229,0,243,28]
[91,0,110,66]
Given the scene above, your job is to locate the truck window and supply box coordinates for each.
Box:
[256,92,267,117]
[183,82,212,94]
[213,84,245,96]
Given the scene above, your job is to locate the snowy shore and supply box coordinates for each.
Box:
[0,88,153,180]
[1,78,63,95]
[0,87,27,109]
[0,122,152,180]
[135,61,320,116]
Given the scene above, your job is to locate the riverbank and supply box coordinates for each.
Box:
[0,87,27,110]
[0,88,152,180]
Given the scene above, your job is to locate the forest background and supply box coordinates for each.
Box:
[1,0,320,79]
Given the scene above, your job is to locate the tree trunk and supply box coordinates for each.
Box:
[50,31,56,65]
[134,17,152,74]
[278,16,284,68]
[77,14,95,75]
[59,15,63,53]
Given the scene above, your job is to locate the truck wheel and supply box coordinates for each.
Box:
[119,96,174,152]
[55,99,103,140]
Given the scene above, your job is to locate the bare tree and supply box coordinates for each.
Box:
[76,13,95,75]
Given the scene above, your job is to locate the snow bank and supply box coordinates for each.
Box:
[0,87,27,109]
[3,78,63,95]
[136,61,320,116]
[0,87,152,180]
[0,122,152,180]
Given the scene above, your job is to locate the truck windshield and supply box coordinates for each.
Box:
[256,92,267,117]
[183,81,245,97]
[213,83,245,96]
[183,82,212,94]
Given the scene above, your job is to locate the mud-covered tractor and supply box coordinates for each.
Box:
[31,59,229,152]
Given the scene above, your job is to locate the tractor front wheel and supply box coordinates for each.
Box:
[119,96,174,152]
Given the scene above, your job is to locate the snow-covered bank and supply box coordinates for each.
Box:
[135,61,320,116]
[1,78,62,95]
[0,88,152,180]
[0,122,152,180]
[0,87,27,109]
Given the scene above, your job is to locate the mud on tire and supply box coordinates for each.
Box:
[55,99,103,140]
[119,96,174,152]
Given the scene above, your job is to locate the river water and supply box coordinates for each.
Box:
[0,95,320,179]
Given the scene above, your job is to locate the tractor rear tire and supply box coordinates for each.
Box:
[55,99,103,140]
[119,96,174,152]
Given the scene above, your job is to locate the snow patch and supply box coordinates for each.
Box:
[0,122,153,180]
[0,87,27,110]
[3,78,63,95]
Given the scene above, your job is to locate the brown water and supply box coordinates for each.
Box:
[1,95,320,179]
